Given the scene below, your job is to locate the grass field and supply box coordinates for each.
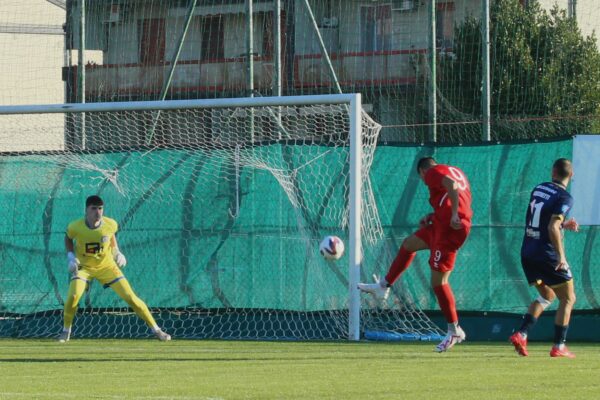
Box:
[0,339,598,400]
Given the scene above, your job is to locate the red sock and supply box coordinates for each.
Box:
[433,284,458,324]
[385,247,415,285]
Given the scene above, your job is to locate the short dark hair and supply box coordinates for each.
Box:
[552,158,572,179]
[416,157,437,173]
[86,195,104,208]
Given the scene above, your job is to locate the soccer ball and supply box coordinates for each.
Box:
[319,236,345,261]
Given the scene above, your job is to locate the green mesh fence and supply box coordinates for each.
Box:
[2,0,600,144]
[367,138,600,313]
[0,0,598,341]
[4,155,335,309]
[1,136,598,339]
[1,148,358,338]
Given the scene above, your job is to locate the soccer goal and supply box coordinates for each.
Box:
[0,94,442,341]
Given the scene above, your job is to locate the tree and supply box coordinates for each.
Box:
[439,0,600,141]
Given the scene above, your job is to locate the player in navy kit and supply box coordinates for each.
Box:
[510,158,579,358]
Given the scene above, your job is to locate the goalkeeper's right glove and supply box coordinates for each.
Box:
[67,251,80,274]
[113,248,127,268]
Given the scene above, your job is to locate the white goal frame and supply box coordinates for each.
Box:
[0,93,364,341]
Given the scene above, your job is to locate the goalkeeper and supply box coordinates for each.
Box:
[58,195,171,342]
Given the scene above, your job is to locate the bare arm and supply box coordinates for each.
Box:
[65,235,74,252]
[548,214,568,270]
[442,175,462,229]
[110,235,119,250]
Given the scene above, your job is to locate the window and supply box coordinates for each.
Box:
[201,15,224,61]
[258,11,287,59]
[262,12,274,58]
[436,2,455,50]
[361,5,392,52]
[139,18,165,65]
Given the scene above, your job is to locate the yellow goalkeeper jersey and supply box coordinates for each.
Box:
[66,217,118,269]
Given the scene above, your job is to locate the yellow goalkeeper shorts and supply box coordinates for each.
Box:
[72,264,125,288]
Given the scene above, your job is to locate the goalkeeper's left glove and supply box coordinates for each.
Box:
[113,248,127,268]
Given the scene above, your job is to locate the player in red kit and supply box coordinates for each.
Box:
[359,157,473,352]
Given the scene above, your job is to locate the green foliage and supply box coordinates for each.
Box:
[440,0,600,140]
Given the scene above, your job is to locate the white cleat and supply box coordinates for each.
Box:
[155,329,172,342]
[57,330,71,343]
[357,275,390,301]
[435,326,466,353]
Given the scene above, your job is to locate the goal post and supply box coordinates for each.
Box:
[348,94,362,341]
[0,94,442,341]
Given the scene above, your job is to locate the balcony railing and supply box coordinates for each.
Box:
[74,49,427,99]
[294,49,425,88]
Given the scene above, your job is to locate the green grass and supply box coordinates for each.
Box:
[0,339,598,399]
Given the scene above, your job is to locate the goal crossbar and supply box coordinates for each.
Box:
[0,94,360,115]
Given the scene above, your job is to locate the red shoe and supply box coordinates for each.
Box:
[550,345,576,358]
[509,332,529,356]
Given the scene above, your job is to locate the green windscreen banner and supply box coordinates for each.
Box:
[369,138,598,312]
[0,137,598,317]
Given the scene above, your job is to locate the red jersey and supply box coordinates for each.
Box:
[424,164,473,225]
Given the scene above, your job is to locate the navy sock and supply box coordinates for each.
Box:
[518,313,537,335]
[553,324,569,346]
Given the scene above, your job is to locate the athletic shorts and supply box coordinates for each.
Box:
[414,222,470,272]
[72,263,125,288]
[521,256,573,287]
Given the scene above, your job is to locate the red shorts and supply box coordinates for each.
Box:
[414,222,470,272]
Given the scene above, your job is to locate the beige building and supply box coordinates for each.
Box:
[0,0,66,151]
[0,0,65,105]
[73,0,600,101]
[2,0,598,150]
[537,0,597,40]
[70,0,487,101]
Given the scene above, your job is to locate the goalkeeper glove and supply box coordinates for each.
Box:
[67,251,80,274]
[113,248,127,268]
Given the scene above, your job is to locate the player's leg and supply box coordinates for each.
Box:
[109,278,171,341]
[97,265,171,341]
[431,268,465,352]
[549,280,576,358]
[517,284,555,338]
[385,233,429,285]
[431,269,458,327]
[528,284,556,318]
[60,276,89,342]
[429,224,470,326]
[109,278,156,326]
[554,280,576,325]
[428,225,469,352]
[358,229,429,299]
[510,283,555,356]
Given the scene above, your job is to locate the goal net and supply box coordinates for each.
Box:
[0,94,442,340]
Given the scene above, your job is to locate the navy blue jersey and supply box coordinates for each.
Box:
[521,181,574,263]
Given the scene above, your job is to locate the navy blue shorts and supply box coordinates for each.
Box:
[521,256,573,287]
